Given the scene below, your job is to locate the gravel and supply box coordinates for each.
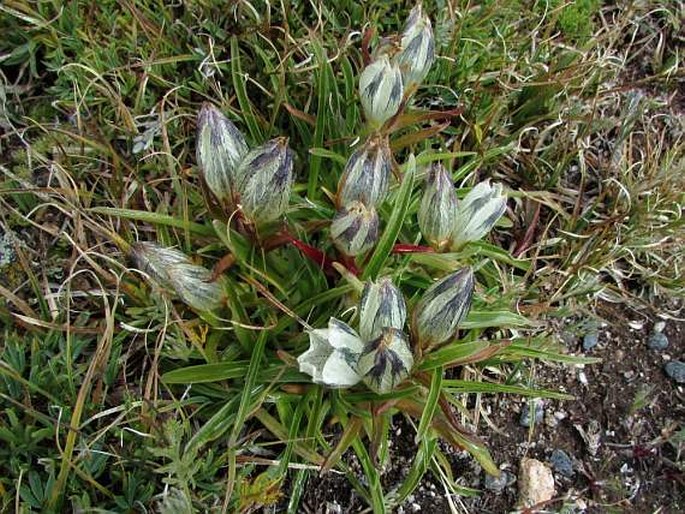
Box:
[549,449,574,477]
[582,332,599,351]
[519,400,544,427]
[647,332,669,350]
[664,360,685,383]
[484,470,515,493]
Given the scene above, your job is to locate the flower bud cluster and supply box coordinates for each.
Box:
[298,269,474,392]
[298,276,412,393]
[196,103,294,225]
[331,5,436,257]
[331,136,392,256]
[132,241,224,311]
[419,165,507,251]
[359,4,435,129]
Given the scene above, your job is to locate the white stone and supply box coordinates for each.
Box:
[518,458,555,508]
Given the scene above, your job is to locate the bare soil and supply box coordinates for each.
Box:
[298,300,685,513]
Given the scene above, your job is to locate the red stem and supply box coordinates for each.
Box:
[392,243,435,254]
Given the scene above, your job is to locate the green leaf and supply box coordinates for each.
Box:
[89,207,214,236]
[184,396,241,456]
[415,368,443,443]
[387,438,437,506]
[443,380,574,400]
[418,341,498,370]
[161,361,250,384]
[231,36,263,142]
[362,154,416,280]
[322,416,363,473]
[308,39,340,199]
[230,331,268,445]
[461,310,532,329]
[308,147,347,165]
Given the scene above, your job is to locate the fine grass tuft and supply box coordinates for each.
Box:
[1,1,682,512]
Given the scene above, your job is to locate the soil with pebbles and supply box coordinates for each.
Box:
[296,300,684,513]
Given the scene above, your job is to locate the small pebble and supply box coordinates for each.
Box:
[653,321,666,333]
[648,332,669,350]
[410,503,421,513]
[549,449,574,477]
[520,400,544,427]
[582,332,599,351]
[484,470,515,493]
[665,361,685,383]
[560,331,577,346]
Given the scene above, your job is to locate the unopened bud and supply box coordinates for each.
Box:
[451,181,507,247]
[358,327,414,394]
[330,201,380,256]
[132,242,224,311]
[359,277,406,342]
[235,137,294,224]
[196,103,248,202]
[395,4,435,92]
[413,267,474,346]
[418,163,458,250]
[359,56,404,129]
[337,137,392,208]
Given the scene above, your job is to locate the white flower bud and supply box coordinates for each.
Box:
[297,318,364,388]
[132,242,224,311]
[359,277,406,342]
[359,56,404,128]
[413,267,474,346]
[337,137,392,208]
[330,201,380,256]
[357,327,414,394]
[395,4,435,92]
[451,181,507,247]
[418,163,458,250]
[196,103,248,202]
[235,137,294,224]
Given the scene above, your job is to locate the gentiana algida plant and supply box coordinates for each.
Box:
[113,5,565,512]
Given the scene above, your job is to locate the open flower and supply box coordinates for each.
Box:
[297,318,364,388]
[299,277,415,393]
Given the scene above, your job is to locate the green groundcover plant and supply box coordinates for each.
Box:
[88,6,580,512]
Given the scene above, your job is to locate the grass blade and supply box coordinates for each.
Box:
[231,36,263,142]
[414,367,443,444]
